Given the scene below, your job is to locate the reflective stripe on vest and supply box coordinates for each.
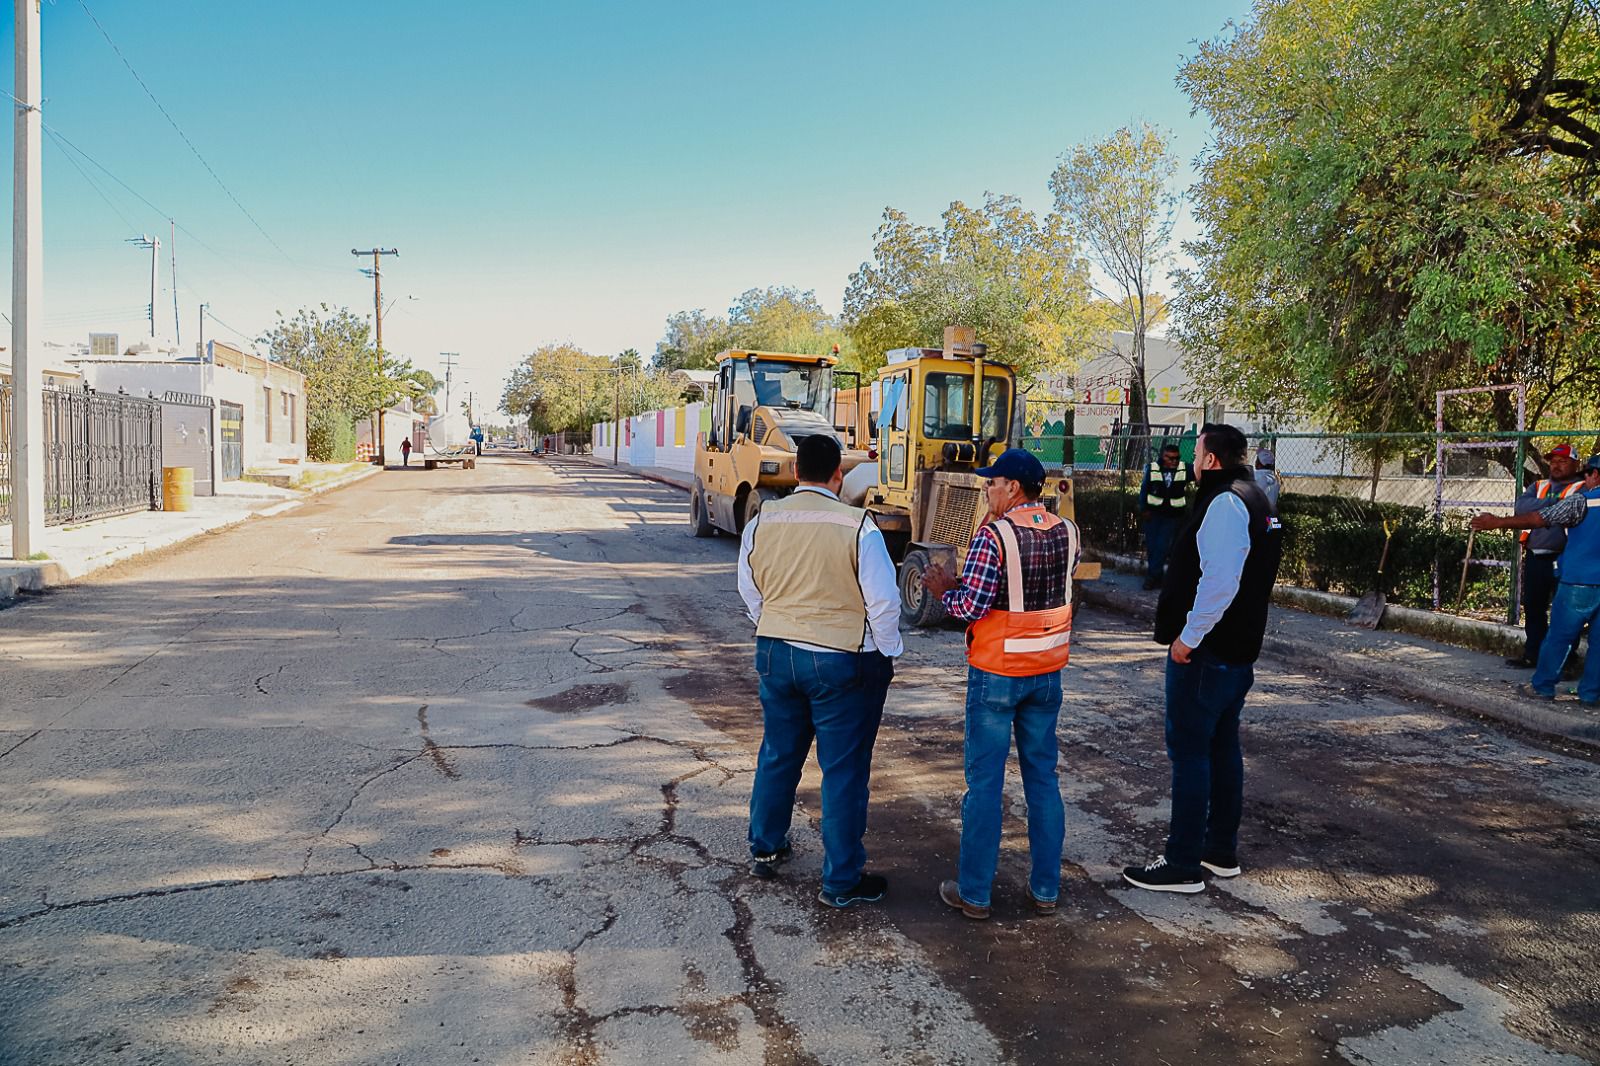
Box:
[1146,461,1188,508]
[966,505,1077,677]
[1556,487,1600,585]
[1521,479,1583,543]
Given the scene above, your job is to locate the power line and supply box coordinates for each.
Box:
[42,128,138,231]
[76,0,295,264]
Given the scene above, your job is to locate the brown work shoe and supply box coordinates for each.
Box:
[1031,894,1058,915]
[939,880,990,920]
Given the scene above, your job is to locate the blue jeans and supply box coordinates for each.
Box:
[748,637,893,895]
[1145,514,1181,581]
[1163,649,1255,874]
[957,666,1065,908]
[1530,583,1600,700]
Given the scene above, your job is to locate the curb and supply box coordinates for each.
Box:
[0,463,383,606]
[1078,581,1600,748]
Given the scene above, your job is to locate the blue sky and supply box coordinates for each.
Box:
[3,0,1247,414]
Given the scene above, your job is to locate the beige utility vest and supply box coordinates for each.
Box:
[748,490,870,652]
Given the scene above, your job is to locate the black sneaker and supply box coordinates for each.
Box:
[1201,855,1242,878]
[1506,656,1536,668]
[749,844,791,880]
[818,873,888,908]
[1122,857,1205,894]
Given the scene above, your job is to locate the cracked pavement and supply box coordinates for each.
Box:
[0,455,1596,1065]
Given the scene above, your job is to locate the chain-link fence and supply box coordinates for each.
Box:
[1024,428,1600,623]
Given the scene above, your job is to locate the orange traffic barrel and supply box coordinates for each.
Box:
[162,466,194,512]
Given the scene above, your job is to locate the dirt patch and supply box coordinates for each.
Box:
[528,682,633,714]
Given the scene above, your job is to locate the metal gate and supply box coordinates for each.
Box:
[42,385,162,525]
[160,391,215,496]
[219,401,244,481]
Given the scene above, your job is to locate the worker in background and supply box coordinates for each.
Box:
[1140,441,1194,590]
[922,448,1079,920]
[1505,444,1583,669]
[1124,424,1283,894]
[400,437,413,467]
[738,433,901,909]
[1471,454,1600,704]
[1253,447,1280,510]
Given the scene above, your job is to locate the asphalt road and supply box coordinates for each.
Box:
[0,455,1595,1066]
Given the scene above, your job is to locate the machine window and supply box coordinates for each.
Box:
[735,359,835,422]
[922,373,1010,440]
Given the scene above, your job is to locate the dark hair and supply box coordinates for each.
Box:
[1199,423,1249,468]
[1018,479,1044,500]
[1161,441,1180,454]
[796,434,843,483]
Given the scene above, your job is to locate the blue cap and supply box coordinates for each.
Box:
[975,447,1046,484]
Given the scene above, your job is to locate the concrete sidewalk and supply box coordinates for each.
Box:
[0,462,379,603]
[564,453,694,492]
[1081,565,1600,747]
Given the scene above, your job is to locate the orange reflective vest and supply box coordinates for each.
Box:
[1520,479,1582,544]
[966,506,1078,677]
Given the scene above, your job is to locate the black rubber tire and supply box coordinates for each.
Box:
[899,548,950,627]
[689,484,716,538]
[740,488,766,532]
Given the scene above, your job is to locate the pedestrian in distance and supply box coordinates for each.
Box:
[1471,454,1600,705]
[400,437,412,467]
[922,448,1080,920]
[1253,447,1280,510]
[1502,444,1583,668]
[1124,423,1284,894]
[1140,441,1194,591]
[737,433,902,909]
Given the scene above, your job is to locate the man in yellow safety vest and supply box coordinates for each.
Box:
[1140,441,1194,591]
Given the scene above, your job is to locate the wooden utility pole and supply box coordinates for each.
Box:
[351,247,398,464]
[612,367,621,466]
[10,0,44,558]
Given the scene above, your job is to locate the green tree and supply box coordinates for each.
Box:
[1050,124,1181,430]
[1174,0,1600,434]
[260,305,384,423]
[502,344,682,435]
[843,194,1094,381]
[654,287,853,371]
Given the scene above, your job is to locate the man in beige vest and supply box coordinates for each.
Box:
[737,434,903,908]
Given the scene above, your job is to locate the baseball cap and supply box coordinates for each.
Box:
[976,447,1047,484]
[1548,444,1576,460]
[1584,454,1600,473]
[1256,447,1276,466]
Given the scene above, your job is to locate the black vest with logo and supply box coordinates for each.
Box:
[1154,467,1283,665]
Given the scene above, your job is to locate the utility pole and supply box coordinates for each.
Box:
[10,0,44,559]
[351,247,398,464]
[128,234,160,338]
[440,352,458,416]
[169,219,180,347]
[613,368,621,466]
[198,302,208,361]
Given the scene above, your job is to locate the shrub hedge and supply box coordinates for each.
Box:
[1072,484,1516,615]
[307,411,358,463]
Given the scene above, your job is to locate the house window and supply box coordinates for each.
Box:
[264,386,273,443]
[289,394,297,443]
[281,391,289,416]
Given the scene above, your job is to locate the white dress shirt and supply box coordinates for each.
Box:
[1179,492,1252,650]
[737,485,905,657]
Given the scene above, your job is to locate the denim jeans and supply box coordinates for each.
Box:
[956,666,1065,908]
[1144,514,1181,581]
[1163,648,1255,875]
[1530,582,1600,701]
[748,637,893,895]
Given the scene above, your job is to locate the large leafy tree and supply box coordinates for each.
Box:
[1175,0,1600,434]
[503,344,679,435]
[842,193,1094,381]
[1050,124,1181,430]
[654,287,850,371]
[260,305,385,423]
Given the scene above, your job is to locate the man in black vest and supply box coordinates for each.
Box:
[1124,423,1283,893]
[1140,441,1194,590]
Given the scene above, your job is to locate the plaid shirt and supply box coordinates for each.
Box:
[941,504,1079,622]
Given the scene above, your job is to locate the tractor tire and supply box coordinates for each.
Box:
[741,487,777,532]
[899,548,950,628]
[689,483,716,538]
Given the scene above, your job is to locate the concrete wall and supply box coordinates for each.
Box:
[592,403,705,473]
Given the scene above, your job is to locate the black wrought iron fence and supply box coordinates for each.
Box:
[41,385,163,525]
[1021,428,1600,624]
